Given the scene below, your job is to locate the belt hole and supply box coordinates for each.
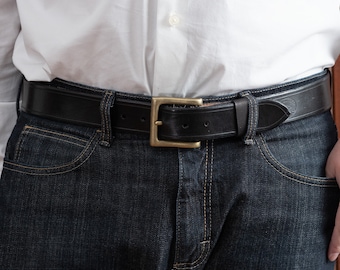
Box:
[120,114,126,120]
[182,123,189,129]
[204,121,210,128]
[140,116,146,122]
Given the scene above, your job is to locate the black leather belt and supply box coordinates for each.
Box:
[21,70,332,148]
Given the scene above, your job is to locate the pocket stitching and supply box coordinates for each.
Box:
[13,127,28,162]
[14,125,90,162]
[23,125,89,143]
[22,130,87,148]
[255,134,337,187]
[4,130,100,175]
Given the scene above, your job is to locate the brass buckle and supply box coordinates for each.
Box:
[150,97,203,148]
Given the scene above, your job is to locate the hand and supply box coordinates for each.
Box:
[326,140,340,261]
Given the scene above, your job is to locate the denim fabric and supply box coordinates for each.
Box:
[0,84,339,269]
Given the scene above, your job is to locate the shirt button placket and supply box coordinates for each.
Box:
[153,1,187,96]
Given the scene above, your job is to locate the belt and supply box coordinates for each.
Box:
[21,71,332,148]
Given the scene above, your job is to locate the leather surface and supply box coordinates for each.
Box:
[21,72,331,142]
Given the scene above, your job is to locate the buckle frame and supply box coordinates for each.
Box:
[150,97,203,148]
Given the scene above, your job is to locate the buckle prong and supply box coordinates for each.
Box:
[150,97,203,148]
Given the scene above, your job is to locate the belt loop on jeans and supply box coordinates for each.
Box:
[240,92,259,145]
[99,91,115,147]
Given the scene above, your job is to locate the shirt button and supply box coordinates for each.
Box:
[169,14,180,26]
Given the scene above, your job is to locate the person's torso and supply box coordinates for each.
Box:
[14,0,340,96]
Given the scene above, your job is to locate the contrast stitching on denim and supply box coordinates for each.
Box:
[176,149,184,263]
[14,126,28,162]
[23,125,88,143]
[208,140,213,242]
[241,93,258,145]
[6,129,99,171]
[14,124,89,162]
[173,242,211,270]
[203,141,209,240]
[104,93,111,141]
[99,93,107,143]
[204,140,213,242]
[244,94,255,143]
[256,134,337,187]
[3,130,100,175]
[173,141,213,269]
[100,91,114,146]
[20,131,86,148]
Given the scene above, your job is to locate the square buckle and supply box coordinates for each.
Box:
[150,97,203,148]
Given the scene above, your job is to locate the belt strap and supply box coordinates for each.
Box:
[21,71,332,147]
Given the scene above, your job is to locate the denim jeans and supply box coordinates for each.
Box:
[0,78,339,269]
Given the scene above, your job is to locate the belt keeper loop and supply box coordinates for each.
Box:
[240,92,259,145]
[99,91,115,147]
[233,97,249,137]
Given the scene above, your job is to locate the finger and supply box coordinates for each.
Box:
[328,203,340,261]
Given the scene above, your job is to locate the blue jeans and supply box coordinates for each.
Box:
[0,80,339,269]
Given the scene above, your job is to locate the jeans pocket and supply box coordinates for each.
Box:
[3,112,100,175]
[255,111,338,187]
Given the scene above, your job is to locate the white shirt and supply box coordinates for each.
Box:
[1,0,340,173]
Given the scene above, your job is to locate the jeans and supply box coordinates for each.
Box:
[0,79,339,269]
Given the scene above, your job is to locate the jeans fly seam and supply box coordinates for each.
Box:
[176,149,184,262]
[203,140,213,242]
[4,131,100,175]
[208,140,214,242]
[256,134,337,187]
[173,141,213,269]
[203,140,209,240]
[173,242,211,270]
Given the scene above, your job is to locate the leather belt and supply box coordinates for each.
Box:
[21,70,332,148]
